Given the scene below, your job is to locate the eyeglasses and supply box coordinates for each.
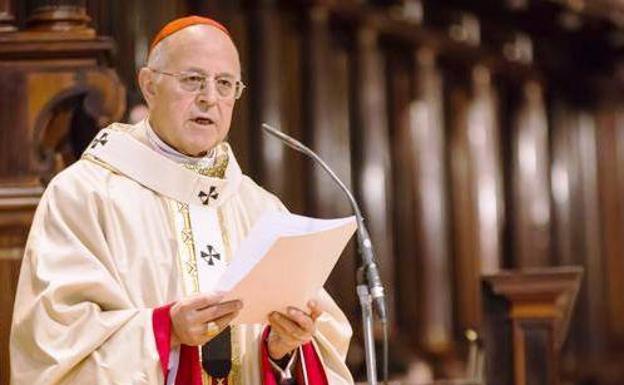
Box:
[149,68,246,100]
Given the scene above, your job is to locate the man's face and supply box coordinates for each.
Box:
[141,25,241,156]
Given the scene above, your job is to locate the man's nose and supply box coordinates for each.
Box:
[196,81,218,108]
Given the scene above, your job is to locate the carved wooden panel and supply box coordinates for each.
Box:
[0,3,125,383]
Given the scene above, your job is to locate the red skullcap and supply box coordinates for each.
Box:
[149,15,230,53]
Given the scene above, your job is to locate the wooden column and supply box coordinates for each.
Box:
[447,65,479,331]
[576,109,607,363]
[390,45,453,357]
[551,103,607,375]
[466,65,504,275]
[449,64,504,330]
[550,104,577,268]
[0,3,125,383]
[409,47,453,355]
[587,102,624,382]
[387,42,418,350]
[596,106,624,340]
[350,25,396,326]
[510,80,551,268]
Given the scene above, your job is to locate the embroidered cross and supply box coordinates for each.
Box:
[200,244,221,266]
[90,132,109,149]
[198,186,219,205]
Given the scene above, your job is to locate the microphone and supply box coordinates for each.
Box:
[261,123,387,323]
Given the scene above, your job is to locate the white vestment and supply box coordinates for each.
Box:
[10,120,354,385]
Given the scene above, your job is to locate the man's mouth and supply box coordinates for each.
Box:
[191,117,215,125]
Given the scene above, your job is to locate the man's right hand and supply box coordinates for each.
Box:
[170,293,242,346]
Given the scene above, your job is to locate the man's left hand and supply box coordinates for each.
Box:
[267,300,322,360]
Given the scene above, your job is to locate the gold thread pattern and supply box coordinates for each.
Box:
[176,201,199,294]
[230,325,241,385]
[165,199,188,297]
[183,143,230,178]
[81,154,121,175]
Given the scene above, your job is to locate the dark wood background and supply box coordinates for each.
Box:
[3,0,624,384]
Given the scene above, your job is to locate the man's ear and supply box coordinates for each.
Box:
[138,67,156,106]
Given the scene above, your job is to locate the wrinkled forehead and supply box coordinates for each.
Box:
[154,25,241,75]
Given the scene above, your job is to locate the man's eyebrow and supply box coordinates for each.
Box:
[182,67,239,78]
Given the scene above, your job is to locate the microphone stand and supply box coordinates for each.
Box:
[261,123,387,385]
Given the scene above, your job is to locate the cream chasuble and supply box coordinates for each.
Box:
[10,120,354,385]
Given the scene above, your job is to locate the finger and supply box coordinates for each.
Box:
[182,310,236,338]
[270,312,309,340]
[212,310,239,329]
[286,307,315,333]
[182,293,225,311]
[196,297,239,311]
[193,311,240,344]
[307,300,323,321]
[269,317,302,345]
[195,300,243,323]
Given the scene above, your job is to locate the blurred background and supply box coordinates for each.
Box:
[2,0,624,384]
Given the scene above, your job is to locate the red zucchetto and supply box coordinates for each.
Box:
[149,15,230,53]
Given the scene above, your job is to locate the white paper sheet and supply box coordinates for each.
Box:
[216,212,357,324]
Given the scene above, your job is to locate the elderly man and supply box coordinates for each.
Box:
[10,16,353,385]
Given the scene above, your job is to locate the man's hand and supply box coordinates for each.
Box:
[170,293,242,346]
[267,300,322,360]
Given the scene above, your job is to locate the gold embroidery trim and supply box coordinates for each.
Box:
[183,143,230,179]
[176,201,200,294]
[81,153,121,175]
[230,326,241,385]
[217,209,233,268]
